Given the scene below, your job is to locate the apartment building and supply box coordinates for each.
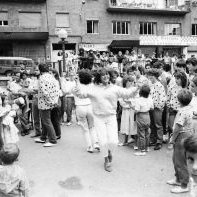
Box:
[0,0,49,63]
[1,0,197,62]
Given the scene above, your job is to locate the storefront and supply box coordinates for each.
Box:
[79,43,109,52]
[140,35,197,57]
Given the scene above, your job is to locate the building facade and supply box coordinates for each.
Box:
[1,0,197,62]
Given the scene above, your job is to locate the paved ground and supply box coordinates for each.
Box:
[18,123,190,197]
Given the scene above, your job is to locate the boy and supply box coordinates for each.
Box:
[167,89,194,194]
[0,143,29,196]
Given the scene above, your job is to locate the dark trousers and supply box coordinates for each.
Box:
[136,112,150,151]
[32,98,41,135]
[0,118,4,149]
[40,109,57,144]
[51,106,61,138]
[65,97,75,122]
[173,132,191,187]
[150,108,163,144]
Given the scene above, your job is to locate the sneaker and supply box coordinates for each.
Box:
[154,143,162,151]
[35,138,45,143]
[163,134,169,143]
[170,186,189,193]
[66,122,72,126]
[133,146,138,150]
[145,148,150,152]
[93,143,100,151]
[167,179,181,186]
[127,138,134,144]
[168,144,173,150]
[87,146,93,153]
[43,142,56,147]
[134,152,146,156]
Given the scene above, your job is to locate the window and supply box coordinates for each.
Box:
[192,24,197,36]
[19,12,41,27]
[139,22,156,35]
[56,13,70,28]
[87,20,99,34]
[112,21,130,35]
[164,23,181,35]
[0,12,8,26]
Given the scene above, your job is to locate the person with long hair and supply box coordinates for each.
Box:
[75,68,139,172]
[74,69,100,153]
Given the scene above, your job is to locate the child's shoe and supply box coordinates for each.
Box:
[134,151,146,156]
[166,179,181,186]
[87,146,93,153]
[93,143,100,151]
[133,145,138,150]
[127,138,134,144]
[170,186,189,193]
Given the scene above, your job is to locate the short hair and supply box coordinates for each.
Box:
[0,144,19,165]
[174,71,188,88]
[139,84,151,98]
[186,58,197,66]
[177,89,193,106]
[163,63,171,72]
[127,65,137,74]
[78,69,92,85]
[146,68,160,78]
[145,63,151,69]
[39,63,49,73]
[108,69,119,84]
[176,60,186,69]
[122,75,135,88]
[184,134,197,153]
[93,68,109,85]
[152,61,163,69]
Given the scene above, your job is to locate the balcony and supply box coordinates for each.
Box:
[107,0,190,16]
[0,0,46,2]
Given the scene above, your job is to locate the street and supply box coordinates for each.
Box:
[18,122,190,197]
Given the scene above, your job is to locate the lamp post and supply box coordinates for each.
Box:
[57,29,68,77]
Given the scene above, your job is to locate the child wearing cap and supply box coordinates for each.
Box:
[0,143,29,197]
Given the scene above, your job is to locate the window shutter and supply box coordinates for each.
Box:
[56,13,70,28]
[19,12,41,27]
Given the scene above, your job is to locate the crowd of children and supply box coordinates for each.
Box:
[1,53,197,196]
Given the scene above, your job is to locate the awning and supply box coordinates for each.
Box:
[109,40,139,49]
[0,32,49,40]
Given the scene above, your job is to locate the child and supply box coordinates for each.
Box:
[0,143,29,196]
[0,96,24,145]
[167,89,194,194]
[133,84,154,156]
[184,134,197,197]
[146,68,166,150]
[119,76,137,146]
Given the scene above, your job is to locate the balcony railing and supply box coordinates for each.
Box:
[107,0,190,15]
[0,0,46,2]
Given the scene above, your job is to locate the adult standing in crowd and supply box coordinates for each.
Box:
[35,64,60,147]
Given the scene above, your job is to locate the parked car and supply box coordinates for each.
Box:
[0,57,35,76]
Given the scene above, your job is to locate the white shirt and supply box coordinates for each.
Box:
[134,97,154,112]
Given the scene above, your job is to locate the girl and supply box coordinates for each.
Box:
[75,68,139,172]
[0,95,22,145]
[166,71,188,140]
[75,69,100,153]
[119,76,137,146]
